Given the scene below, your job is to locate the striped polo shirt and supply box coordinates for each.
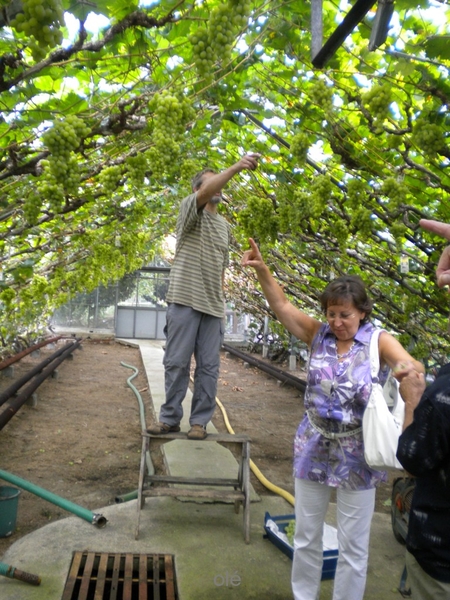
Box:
[166,193,230,318]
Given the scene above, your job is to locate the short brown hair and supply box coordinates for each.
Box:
[320,275,372,323]
[191,168,216,192]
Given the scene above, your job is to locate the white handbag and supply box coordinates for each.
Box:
[362,329,405,469]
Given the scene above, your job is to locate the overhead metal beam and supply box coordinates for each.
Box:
[368,0,395,51]
[312,0,377,68]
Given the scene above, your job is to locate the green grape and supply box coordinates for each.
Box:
[390,222,406,242]
[381,177,406,208]
[42,116,90,156]
[189,0,252,80]
[37,176,65,211]
[346,179,368,209]
[309,175,332,217]
[10,0,65,61]
[310,79,334,112]
[180,158,202,183]
[125,154,148,185]
[189,27,215,81]
[148,92,195,178]
[334,220,349,247]
[361,83,392,122]
[285,519,295,546]
[290,132,309,163]
[0,288,16,309]
[99,165,124,194]
[411,118,445,156]
[292,189,313,219]
[350,207,373,235]
[40,117,90,199]
[237,196,278,242]
[23,192,43,224]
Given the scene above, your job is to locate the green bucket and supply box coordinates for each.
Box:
[0,486,21,538]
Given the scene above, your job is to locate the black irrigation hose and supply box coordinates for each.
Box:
[221,343,307,393]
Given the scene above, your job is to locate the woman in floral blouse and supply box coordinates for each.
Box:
[241,237,424,600]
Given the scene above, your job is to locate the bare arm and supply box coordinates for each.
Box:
[378,331,425,379]
[399,370,426,430]
[241,238,321,346]
[196,154,260,208]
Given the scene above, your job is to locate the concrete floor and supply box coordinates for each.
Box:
[0,339,408,599]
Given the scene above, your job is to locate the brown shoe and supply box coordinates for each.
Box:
[187,424,207,440]
[147,422,180,435]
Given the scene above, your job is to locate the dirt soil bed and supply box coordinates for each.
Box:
[0,336,397,559]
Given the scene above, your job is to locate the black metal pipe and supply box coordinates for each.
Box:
[0,340,80,407]
[222,343,307,393]
[0,340,82,431]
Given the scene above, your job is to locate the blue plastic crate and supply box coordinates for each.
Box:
[263,512,338,581]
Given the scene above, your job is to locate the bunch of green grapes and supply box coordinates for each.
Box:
[334,220,349,248]
[381,177,406,208]
[309,175,332,217]
[148,92,195,176]
[411,119,445,156]
[189,27,215,80]
[42,115,90,157]
[209,0,251,62]
[180,158,202,184]
[147,143,181,179]
[290,132,309,163]
[150,92,195,145]
[0,288,16,309]
[346,179,368,209]
[22,192,42,224]
[292,189,313,219]
[40,117,89,199]
[125,154,148,185]
[151,91,185,147]
[350,207,373,236]
[310,79,334,112]
[40,154,80,194]
[278,192,303,232]
[98,165,124,194]
[386,134,402,150]
[237,197,278,243]
[209,5,235,63]
[36,176,65,211]
[189,0,251,80]
[10,0,65,61]
[285,520,295,547]
[390,222,407,243]
[361,84,392,122]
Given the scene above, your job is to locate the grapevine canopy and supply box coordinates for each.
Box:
[0,0,449,363]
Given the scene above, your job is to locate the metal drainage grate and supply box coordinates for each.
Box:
[61,552,178,600]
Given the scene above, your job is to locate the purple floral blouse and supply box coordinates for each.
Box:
[293,322,389,490]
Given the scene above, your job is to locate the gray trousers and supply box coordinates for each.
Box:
[160,304,224,427]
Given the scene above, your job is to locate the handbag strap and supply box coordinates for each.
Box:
[369,328,382,383]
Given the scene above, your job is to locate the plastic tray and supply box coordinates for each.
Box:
[263,512,339,581]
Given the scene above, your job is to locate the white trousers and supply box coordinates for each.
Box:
[292,479,376,600]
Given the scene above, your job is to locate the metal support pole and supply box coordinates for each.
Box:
[311,0,323,60]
